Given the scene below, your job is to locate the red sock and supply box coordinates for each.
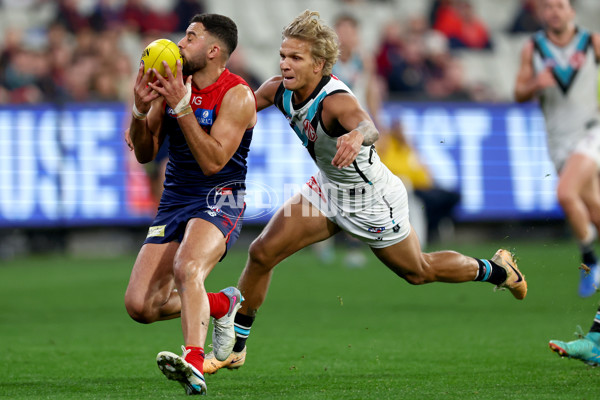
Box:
[207,292,230,319]
[184,346,205,373]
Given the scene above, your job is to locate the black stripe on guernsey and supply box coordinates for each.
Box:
[368,145,375,164]
[274,83,286,110]
[305,114,318,161]
[382,195,393,219]
[352,160,370,184]
[292,76,331,111]
[318,89,352,138]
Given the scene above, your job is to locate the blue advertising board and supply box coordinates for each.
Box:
[0,102,562,228]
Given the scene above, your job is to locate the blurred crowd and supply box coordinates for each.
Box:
[0,0,544,105]
[0,0,206,104]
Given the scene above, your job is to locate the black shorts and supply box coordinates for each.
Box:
[144,188,245,260]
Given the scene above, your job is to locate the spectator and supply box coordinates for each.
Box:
[508,0,544,34]
[174,0,206,32]
[121,0,146,34]
[54,0,90,34]
[377,120,461,242]
[333,13,383,126]
[89,0,124,32]
[431,0,493,50]
[226,46,262,90]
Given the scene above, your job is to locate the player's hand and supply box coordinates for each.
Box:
[332,130,363,169]
[133,62,160,114]
[536,66,556,90]
[148,59,190,111]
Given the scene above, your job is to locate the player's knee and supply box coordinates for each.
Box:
[403,272,429,285]
[124,295,155,324]
[172,257,207,285]
[556,186,576,209]
[248,237,275,270]
[402,260,433,285]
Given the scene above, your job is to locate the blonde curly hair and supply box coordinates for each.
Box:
[282,10,339,76]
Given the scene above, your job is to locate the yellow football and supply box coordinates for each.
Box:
[140,39,182,79]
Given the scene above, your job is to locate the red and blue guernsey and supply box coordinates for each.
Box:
[144,69,255,257]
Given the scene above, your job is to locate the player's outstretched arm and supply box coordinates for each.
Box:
[322,93,378,169]
[254,76,283,111]
[128,63,166,163]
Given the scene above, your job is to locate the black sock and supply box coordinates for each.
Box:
[473,258,507,285]
[582,249,597,267]
[590,306,600,333]
[233,312,255,352]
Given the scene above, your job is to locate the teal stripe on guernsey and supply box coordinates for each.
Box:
[235,326,251,335]
[282,90,293,117]
[307,91,327,121]
[482,259,492,281]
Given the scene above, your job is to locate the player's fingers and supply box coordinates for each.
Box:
[176,59,184,82]
[163,60,175,81]
[147,81,165,97]
[135,62,144,85]
[152,69,167,85]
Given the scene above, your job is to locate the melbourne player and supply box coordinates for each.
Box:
[204,10,527,374]
[515,0,600,297]
[124,14,256,395]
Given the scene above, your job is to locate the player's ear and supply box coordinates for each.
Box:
[208,44,220,60]
[313,58,325,74]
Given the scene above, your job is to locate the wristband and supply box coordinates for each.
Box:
[176,105,193,118]
[132,103,147,120]
[172,79,192,114]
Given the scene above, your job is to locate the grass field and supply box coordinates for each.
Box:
[1,237,600,399]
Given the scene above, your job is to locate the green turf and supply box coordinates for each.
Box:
[1,238,599,399]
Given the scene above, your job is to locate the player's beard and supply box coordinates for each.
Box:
[182,55,207,76]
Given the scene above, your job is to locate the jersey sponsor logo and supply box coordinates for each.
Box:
[569,51,585,69]
[191,96,202,106]
[198,109,214,125]
[368,226,386,233]
[303,119,317,142]
[393,224,401,233]
[147,225,166,238]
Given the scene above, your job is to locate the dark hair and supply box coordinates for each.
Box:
[334,13,359,29]
[190,14,238,57]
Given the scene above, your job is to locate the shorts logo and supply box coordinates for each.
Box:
[307,176,326,201]
[147,225,166,238]
[205,205,222,217]
[368,226,386,233]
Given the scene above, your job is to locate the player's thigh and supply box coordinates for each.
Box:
[174,218,229,281]
[251,192,340,265]
[370,227,426,279]
[581,169,600,210]
[558,153,598,195]
[125,242,179,310]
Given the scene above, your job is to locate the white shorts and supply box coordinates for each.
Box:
[549,124,600,171]
[300,170,411,248]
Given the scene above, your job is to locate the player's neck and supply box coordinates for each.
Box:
[192,65,226,90]
[292,76,323,104]
[546,24,576,47]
